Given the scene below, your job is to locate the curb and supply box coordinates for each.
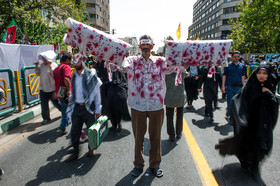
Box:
[0,103,54,135]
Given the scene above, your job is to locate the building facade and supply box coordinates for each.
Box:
[118,37,141,56]
[83,0,110,32]
[188,0,242,40]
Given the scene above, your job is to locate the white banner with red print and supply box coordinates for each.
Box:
[165,40,232,67]
[63,18,131,65]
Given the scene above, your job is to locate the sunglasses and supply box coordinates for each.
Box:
[233,56,240,58]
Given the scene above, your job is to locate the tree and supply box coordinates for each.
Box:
[227,0,280,53]
[163,36,174,54]
[0,0,88,44]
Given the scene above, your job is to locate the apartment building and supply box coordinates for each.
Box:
[83,0,110,32]
[188,0,242,40]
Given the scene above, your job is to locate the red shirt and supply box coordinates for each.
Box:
[53,62,72,95]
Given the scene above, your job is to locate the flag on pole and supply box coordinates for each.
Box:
[6,26,17,44]
[176,23,181,40]
[1,18,19,43]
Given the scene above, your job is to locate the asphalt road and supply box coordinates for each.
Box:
[0,92,279,186]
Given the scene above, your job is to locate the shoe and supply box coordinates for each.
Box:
[150,167,163,178]
[176,134,182,139]
[214,106,220,109]
[80,135,88,142]
[41,119,51,125]
[169,136,175,142]
[209,117,214,123]
[131,167,143,177]
[0,168,4,179]
[116,124,122,133]
[86,149,95,157]
[58,129,68,136]
[190,105,194,108]
[64,153,79,162]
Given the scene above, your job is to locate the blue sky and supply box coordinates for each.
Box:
[110,0,197,51]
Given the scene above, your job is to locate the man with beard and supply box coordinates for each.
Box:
[117,35,179,178]
[64,53,102,161]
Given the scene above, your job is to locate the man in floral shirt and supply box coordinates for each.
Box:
[120,35,177,178]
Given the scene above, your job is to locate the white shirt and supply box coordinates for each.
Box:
[37,62,57,92]
[74,70,102,113]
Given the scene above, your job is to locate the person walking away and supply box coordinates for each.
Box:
[65,53,102,161]
[222,51,245,124]
[198,66,222,123]
[35,50,61,124]
[94,57,109,114]
[165,70,187,141]
[53,52,72,135]
[104,67,131,132]
[215,64,279,184]
[184,66,201,109]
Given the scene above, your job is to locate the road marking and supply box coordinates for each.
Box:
[183,119,218,186]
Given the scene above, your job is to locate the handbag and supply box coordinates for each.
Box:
[57,65,67,99]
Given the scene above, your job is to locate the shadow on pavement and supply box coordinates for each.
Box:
[161,139,177,156]
[191,118,216,129]
[28,127,69,144]
[213,123,233,136]
[4,116,61,135]
[25,147,100,186]
[142,138,177,157]
[103,129,131,142]
[212,162,266,186]
[115,168,155,186]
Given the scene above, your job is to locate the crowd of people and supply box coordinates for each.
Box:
[31,35,279,182]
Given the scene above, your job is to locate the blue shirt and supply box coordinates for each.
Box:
[223,62,245,86]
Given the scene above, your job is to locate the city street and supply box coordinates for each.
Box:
[0,92,279,186]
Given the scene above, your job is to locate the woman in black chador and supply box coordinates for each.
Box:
[198,66,222,123]
[103,70,131,132]
[184,66,201,108]
[215,65,279,182]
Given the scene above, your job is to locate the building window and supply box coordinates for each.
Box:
[100,0,104,4]
[223,6,236,14]
[224,0,232,2]
[212,14,215,19]
[209,7,212,12]
[211,34,214,38]
[217,1,220,7]
[212,24,214,29]
[209,17,211,22]
[215,33,218,38]
[215,22,219,27]
[223,19,229,25]
[202,29,204,33]
[208,26,211,31]
[216,12,219,17]
[213,4,216,9]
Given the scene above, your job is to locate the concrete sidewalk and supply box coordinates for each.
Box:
[0,103,54,135]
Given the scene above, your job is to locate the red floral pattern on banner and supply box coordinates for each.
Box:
[63,18,131,65]
[165,40,232,67]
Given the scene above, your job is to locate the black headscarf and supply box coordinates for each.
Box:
[216,64,279,157]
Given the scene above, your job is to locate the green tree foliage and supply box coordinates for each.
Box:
[227,0,280,53]
[0,0,88,44]
[163,36,174,54]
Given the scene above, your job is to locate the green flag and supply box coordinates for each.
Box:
[1,18,19,42]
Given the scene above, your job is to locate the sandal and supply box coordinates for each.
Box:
[150,167,163,178]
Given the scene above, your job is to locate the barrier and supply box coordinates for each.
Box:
[21,66,40,105]
[0,69,17,117]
